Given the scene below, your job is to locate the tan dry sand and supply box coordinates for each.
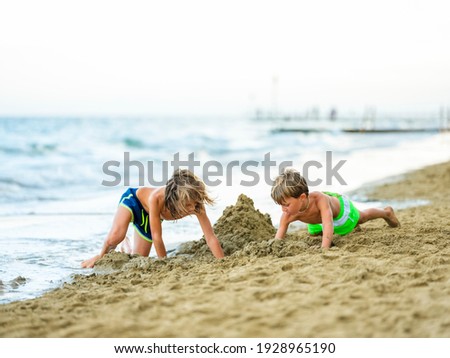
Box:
[0,162,449,337]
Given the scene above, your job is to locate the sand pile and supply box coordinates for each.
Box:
[178,194,276,257]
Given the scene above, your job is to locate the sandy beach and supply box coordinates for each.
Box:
[1,161,449,338]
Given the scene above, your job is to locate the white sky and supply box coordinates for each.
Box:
[0,0,449,116]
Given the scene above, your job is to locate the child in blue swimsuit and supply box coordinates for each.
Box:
[118,187,155,244]
[82,169,224,268]
[271,168,400,248]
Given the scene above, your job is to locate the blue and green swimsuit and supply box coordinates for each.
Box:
[119,188,153,242]
[307,192,360,236]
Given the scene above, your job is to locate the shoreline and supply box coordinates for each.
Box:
[0,161,449,337]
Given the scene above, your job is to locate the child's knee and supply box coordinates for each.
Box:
[357,210,367,224]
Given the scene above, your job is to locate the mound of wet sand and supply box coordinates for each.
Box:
[0,162,449,338]
[178,194,276,257]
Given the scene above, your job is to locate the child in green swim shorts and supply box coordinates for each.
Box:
[271,168,400,248]
[81,169,224,268]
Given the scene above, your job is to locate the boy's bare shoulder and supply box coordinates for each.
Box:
[309,191,332,209]
[309,191,326,201]
[148,187,164,202]
[137,187,163,210]
[309,191,325,196]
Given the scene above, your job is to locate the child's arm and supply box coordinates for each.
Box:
[81,234,122,268]
[81,254,101,268]
[196,210,224,258]
[81,231,125,268]
[149,195,167,258]
[317,197,334,248]
[275,212,291,239]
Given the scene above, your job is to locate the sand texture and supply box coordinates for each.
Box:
[0,162,449,337]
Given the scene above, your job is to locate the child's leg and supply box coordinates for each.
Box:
[120,236,132,253]
[358,206,400,227]
[132,229,152,256]
[82,206,132,268]
[106,206,133,247]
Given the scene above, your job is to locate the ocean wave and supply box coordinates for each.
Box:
[123,137,146,148]
[0,177,45,190]
[0,143,58,156]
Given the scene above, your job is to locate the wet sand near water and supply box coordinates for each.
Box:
[0,162,449,337]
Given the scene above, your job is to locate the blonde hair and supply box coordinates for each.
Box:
[271,168,309,205]
[165,169,214,219]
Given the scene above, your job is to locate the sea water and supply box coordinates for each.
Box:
[0,116,449,304]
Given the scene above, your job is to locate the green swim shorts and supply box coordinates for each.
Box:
[307,192,360,236]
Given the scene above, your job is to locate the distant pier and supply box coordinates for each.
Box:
[272,127,448,134]
[253,108,450,134]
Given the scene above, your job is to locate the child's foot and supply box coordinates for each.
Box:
[384,206,400,227]
[120,236,132,254]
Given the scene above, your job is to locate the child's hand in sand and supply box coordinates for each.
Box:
[81,255,100,269]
